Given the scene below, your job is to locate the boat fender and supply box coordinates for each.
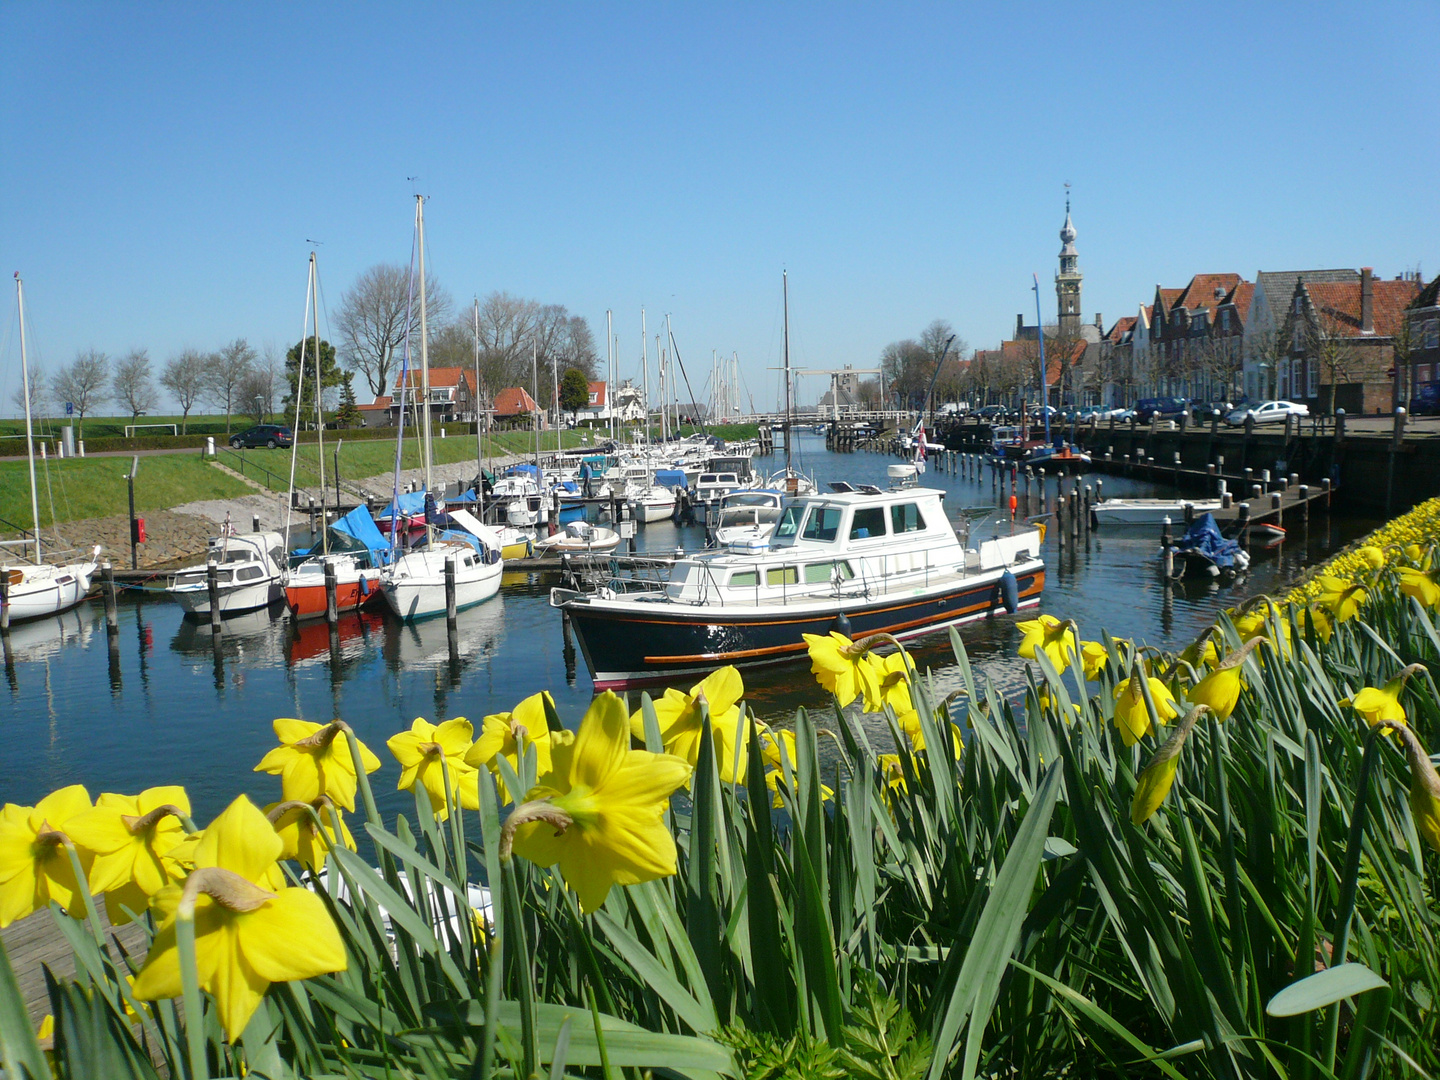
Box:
[359,575,370,597]
[834,611,853,637]
[998,570,1019,614]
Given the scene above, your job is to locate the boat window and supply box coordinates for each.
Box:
[237,566,264,581]
[766,566,798,586]
[890,503,927,534]
[803,560,855,584]
[849,507,887,540]
[801,506,842,542]
[729,570,758,587]
[773,505,804,544]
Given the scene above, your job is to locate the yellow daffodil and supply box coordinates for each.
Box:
[908,721,963,762]
[0,785,94,928]
[66,786,190,925]
[133,795,346,1041]
[1180,631,1220,671]
[466,692,557,801]
[1315,575,1367,623]
[629,666,750,783]
[1304,604,1334,642]
[1340,665,1423,736]
[763,768,834,808]
[1079,640,1110,680]
[877,753,909,801]
[1186,638,1262,721]
[760,728,798,770]
[253,719,381,812]
[1357,545,1385,569]
[867,650,918,714]
[387,718,481,819]
[266,799,355,872]
[1113,673,1178,747]
[1017,614,1077,671]
[1131,706,1208,824]
[1398,568,1440,607]
[506,692,691,913]
[802,632,884,710]
[1389,725,1440,855]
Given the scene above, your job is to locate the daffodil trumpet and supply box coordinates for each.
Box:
[1382,721,1440,855]
[498,801,575,861]
[1130,705,1209,825]
[1186,636,1265,721]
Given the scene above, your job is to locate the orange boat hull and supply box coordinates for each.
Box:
[286,575,381,619]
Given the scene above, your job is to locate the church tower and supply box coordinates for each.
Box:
[1055,194,1082,339]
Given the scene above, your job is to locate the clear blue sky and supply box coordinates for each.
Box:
[3,2,1437,414]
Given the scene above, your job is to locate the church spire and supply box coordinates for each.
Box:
[1055,186,1082,337]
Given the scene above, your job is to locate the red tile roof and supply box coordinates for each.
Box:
[1105,316,1136,343]
[587,381,606,407]
[1174,273,1244,316]
[1226,281,1255,317]
[359,395,392,411]
[493,387,538,416]
[1304,279,1421,337]
[392,367,478,394]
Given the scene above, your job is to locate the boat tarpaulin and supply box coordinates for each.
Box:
[445,507,505,553]
[654,469,688,490]
[505,463,542,480]
[1175,513,1243,571]
[379,489,428,518]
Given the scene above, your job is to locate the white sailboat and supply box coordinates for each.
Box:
[764,270,815,496]
[381,195,504,621]
[2,274,101,624]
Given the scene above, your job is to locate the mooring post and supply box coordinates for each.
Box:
[1271,491,1283,530]
[207,561,221,633]
[1069,486,1080,539]
[252,514,260,533]
[1222,490,1232,509]
[1161,516,1174,578]
[0,568,10,634]
[324,559,338,625]
[1237,502,1251,548]
[101,561,118,632]
[1299,485,1310,525]
[444,555,458,627]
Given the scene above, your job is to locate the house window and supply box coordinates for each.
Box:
[1416,364,1432,383]
[1306,362,1318,398]
[1426,320,1439,349]
[1277,362,1289,398]
[1221,310,1230,331]
[588,392,597,403]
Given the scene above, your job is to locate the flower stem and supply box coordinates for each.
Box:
[175,906,210,1080]
[344,726,383,830]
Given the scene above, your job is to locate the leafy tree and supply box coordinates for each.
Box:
[335,371,362,428]
[204,338,256,435]
[160,348,208,433]
[284,336,341,420]
[50,349,109,437]
[560,367,590,421]
[113,348,158,420]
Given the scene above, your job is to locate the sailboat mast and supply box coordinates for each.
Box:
[1032,272,1050,446]
[531,341,539,469]
[606,309,614,443]
[641,307,648,442]
[473,297,484,512]
[552,344,560,454]
[783,270,792,473]
[14,274,42,562]
[312,252,328,555]
[416,195,434,495]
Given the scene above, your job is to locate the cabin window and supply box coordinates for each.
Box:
[801,506,842,542]
[803,560,855,584]
[850,507,887,539]
[729,570,758,587]
[237,566,264,581]
[774,505,804,542]
[890,503,926,534]
[766,566,798,586]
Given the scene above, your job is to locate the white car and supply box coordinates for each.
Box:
[1224,400,1309,427]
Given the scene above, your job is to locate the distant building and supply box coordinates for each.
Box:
[358,367,482,427]
[1403,277,1440,411]
[1242,269,1359,400]
[493,386,543,427]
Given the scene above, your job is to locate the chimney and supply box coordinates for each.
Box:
[1017,314,1025,338]
[1095,313,1103,329]
[1360,267,1374,333]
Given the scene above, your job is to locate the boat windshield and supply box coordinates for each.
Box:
[724,492,776,508]
[771,504,805,546]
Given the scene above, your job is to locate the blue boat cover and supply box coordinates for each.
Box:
[654,469,688,490]
[379,489,427,518]
[505,463,541,480]
[1175,513,1243,570]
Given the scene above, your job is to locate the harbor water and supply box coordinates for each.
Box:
[1,434,1376,822]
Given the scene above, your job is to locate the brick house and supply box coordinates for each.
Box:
[1405,277,1440,412]
[1273,269,1422,414]
[1148,274,1249,401]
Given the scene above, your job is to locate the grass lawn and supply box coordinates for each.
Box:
[0,454,252,530]
[0,413,258,441]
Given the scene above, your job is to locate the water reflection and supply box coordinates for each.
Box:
[0,435,1376,823]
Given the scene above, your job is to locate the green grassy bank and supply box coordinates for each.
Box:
[0,455,251,531]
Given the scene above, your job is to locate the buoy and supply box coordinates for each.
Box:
[998,570,1019,614]
[834,611,853,637]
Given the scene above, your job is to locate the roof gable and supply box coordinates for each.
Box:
[493,387,538,415]
[1302,279,1421,337]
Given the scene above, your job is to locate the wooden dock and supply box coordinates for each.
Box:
[1,906,146,1025]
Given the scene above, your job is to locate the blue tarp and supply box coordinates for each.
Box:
[332,504,389,557]
[654,469,688,490]
[505,463,541,479]
[1175,513,1243,571]
[379,490,427,518]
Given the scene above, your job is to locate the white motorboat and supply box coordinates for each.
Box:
[1091,498,1224,526]
[709,489,785,547]
[533,521,621,554]
[167,531,286,616]
[552,484,1045,689]
[627,484,677,523]
[1,275,101,624]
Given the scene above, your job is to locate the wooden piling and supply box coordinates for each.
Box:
[444,555,457,627]
[1,569,10,633]
[1237,502,1251,548]
[101,561,118,632]
[324,560,338,625]
[207,562,221,633]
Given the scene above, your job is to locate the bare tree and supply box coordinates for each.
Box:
[160,348,209,433]
[1307,309,1357,412]
[10,365,46,416]
[235,348,283,426]
[51,349,109,437]
[204,338,257,435]
[336,264,452,397]
[113,349,157,420]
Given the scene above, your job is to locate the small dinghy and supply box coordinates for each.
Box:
[1166,513,1250,581]
[533,520,621,554]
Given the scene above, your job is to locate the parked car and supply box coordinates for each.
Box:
[1093,406,1133,421]
[1133,397,1190,423]
[1224,400,1309,427]
[973,405,1007,421]
[230,424,294,449]
[1192,401,1234,419]
[1410,383,1440,416]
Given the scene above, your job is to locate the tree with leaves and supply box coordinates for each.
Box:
[560,367,590,422]
[334,372,362,428]
[160,348,209,433]
[113,349,158,420]
[284,336,342,420]
[204,338,257,436]
[50,349,109,437]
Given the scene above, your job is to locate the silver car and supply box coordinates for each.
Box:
[1224,400,1309,426]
